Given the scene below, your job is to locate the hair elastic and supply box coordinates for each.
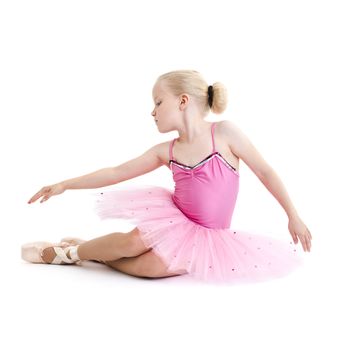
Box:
[208,85,214,107]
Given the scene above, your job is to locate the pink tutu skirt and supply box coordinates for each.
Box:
[92,185,304,285]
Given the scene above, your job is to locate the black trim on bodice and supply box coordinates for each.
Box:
[169,151,237,172]
[169,122,238,174]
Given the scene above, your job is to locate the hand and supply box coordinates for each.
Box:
[27,183,66,204]
[288,216,313,252]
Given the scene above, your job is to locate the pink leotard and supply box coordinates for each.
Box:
[169,122,240,229]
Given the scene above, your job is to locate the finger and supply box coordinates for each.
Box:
[30,190,45,203]
[304,236,310,252]
[291,232,298,244]
[306,227,312,238]
[307,235,312,251]
[300,235,307,252]
[305,231,312,245]
[289,229,296,241]
[304,235,311,252]
[28,195,40,203]
[40,196,48,203]
[307,232,312,245]
[308,229,312,240]
[28,193,39,203]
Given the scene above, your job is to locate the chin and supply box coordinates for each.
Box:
[155,123,174,134]
[158,126,173,134]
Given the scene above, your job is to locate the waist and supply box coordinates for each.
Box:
[171,190,238,229]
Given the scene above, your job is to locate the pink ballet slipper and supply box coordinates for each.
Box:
[21,241,81,265]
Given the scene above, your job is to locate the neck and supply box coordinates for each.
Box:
[176,120,211,144]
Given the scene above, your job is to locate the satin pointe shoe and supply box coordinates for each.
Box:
[21,241,81,265]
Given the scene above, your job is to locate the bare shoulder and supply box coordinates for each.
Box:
[217,119,252,152]
[155,139,174,169]
[217,119,273,178]
[216,119,240,138]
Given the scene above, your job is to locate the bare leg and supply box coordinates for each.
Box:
[104,250,187,278]
[58,235,187,278]
[77,232,133,261]
[104,256,152,278]
[42,229,150,263]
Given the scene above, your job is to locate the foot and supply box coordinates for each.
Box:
[21,241,81,265]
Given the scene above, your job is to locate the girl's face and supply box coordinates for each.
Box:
[152,82,184,133]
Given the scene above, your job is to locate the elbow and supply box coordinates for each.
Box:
[259,166,274,180]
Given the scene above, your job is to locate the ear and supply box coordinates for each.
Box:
[179,94,189,109]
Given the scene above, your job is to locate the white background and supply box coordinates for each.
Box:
[1,0,349,349]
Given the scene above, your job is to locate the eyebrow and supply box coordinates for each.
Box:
[153,95,159,101]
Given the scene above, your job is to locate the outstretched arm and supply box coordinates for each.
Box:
[61,143,163,190]
[220,120,312,252]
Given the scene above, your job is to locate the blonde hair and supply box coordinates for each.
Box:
[155,69,228,115]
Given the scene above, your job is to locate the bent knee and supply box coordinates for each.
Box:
[138,251,187,278]
[125,227,151,256]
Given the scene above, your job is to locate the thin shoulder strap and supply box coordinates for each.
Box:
[169,138,177,161]
[211,122,216,153]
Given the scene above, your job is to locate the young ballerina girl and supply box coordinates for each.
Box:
[22,69,312,285]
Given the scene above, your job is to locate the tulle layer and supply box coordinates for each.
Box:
[91,185,304,285]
